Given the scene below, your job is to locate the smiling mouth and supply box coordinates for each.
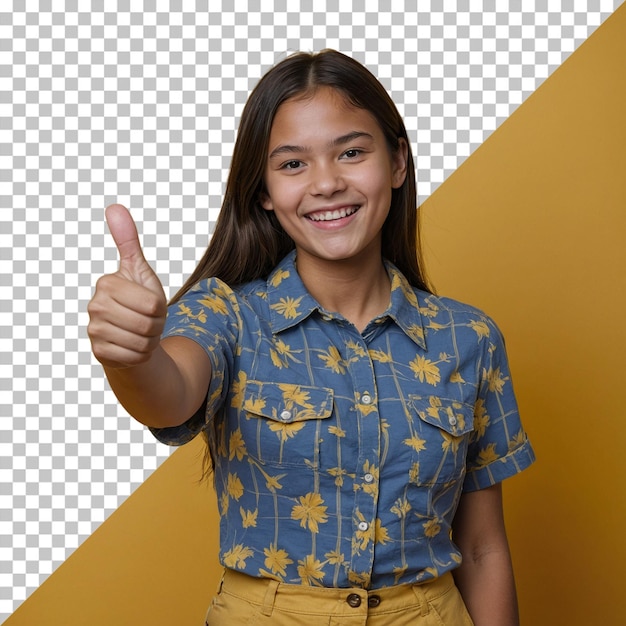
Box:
[306,206,360,222]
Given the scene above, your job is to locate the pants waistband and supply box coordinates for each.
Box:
[219,568,456,617]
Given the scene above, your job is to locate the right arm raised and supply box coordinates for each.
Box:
[87,205,211,428]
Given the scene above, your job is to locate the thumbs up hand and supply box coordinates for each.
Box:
[88,205,167,369]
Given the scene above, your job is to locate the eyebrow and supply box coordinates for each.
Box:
[268,131,375,160]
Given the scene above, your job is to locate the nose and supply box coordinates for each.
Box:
[309,161,346,197]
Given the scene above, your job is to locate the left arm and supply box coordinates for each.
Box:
[452,483,520,626]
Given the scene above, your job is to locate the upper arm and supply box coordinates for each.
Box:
[161,335,213,421]
[453,483,509,560]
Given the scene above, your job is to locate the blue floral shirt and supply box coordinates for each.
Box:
[151,251,535,589]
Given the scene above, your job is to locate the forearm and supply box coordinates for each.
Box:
[104,337,210,428]
[453,546,519,626]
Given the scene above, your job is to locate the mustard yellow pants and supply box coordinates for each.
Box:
[204,568,474,625]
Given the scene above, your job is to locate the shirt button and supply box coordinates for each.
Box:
[448,415,457,426]
[361,393,372,405]
[368,595,382,608]
[280,410,291,421]
[357,521,369,532]
[364,473,374,483]
[346,593,362,608]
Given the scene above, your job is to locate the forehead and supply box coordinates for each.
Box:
[269,87,384,143]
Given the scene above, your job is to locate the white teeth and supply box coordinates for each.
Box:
[308,206,358,222]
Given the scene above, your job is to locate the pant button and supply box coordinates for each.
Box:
[346,593,362,607]
[368,594,381,608]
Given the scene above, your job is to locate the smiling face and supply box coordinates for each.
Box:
[261,87,407,276]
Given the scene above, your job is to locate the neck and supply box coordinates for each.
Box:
[295,252,391,333]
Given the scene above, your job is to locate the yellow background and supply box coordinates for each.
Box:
[7,6,626,625]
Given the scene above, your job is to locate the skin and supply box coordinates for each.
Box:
[88,87,520,622]
[261,87,407,331]
[452,484,520,626]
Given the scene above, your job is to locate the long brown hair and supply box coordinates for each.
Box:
[171,49,431,305]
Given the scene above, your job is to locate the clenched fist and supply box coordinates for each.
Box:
[88,204,167,369]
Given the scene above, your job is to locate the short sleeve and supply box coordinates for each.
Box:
[148,278,240,446]
[463,317,535,491]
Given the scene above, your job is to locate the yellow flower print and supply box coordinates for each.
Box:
[409,355,441,385]
[418,302,439,318]
[408,461,420,484]
[403,434,427,453]
[391,497,412,519]
[469,319,490,338]
[219,491,229,515]
[263,543,293,577]
[345,340,366,359]
[349,570,371,587]
[297,554,326,586]
[318,346,346,374]
[230,371,247,408]
[328,424,346,438]
[324,550,346,566]
[198,294,228,315]
[451,552,462,564]
[229,428,247,461]
[270,338,301,369]
[267,419,306,443]
[477,442,500,466]
[270,349,284,368]
[248,459,286,492]
[400,282,419,308]
[427,321,446,331]
[269,268,290,287]
[426,395,442,419]
[328,466,348,487]
[374,518,390,545]
[422,518,441,538]
[223,543,254,569]
[240,507,258,528]
[473,399,490,438]
[485,366,509,394]
[188,323,209,336]
[278,384,313,409]
[450,371,465,383]
[176,303,207,324]
[243,396,266,414]
[291,492,329,533]
[407,323,425,342]
[226,472,244,500]
[270,296,303,319]
[509,429,526,450]
[369,348,392,363]
[441,430,461,454]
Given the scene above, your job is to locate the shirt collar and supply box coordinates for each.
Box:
[267,251,320,333]
[266,251,427,350]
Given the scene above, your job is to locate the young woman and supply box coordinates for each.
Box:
[88,50,535,625]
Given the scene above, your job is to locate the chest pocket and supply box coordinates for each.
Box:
[241,380,334,468]
[408,395,475,486]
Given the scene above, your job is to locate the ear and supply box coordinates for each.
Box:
[259,191,274,212]
[391,137,408,189]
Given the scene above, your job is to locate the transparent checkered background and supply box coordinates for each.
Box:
[0,1,621,620]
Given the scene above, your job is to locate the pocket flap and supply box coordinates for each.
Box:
[243,381,334,423]
[409,395,474,437]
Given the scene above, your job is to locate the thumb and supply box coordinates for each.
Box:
[106,204,145,268]
[105,204,163,294]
